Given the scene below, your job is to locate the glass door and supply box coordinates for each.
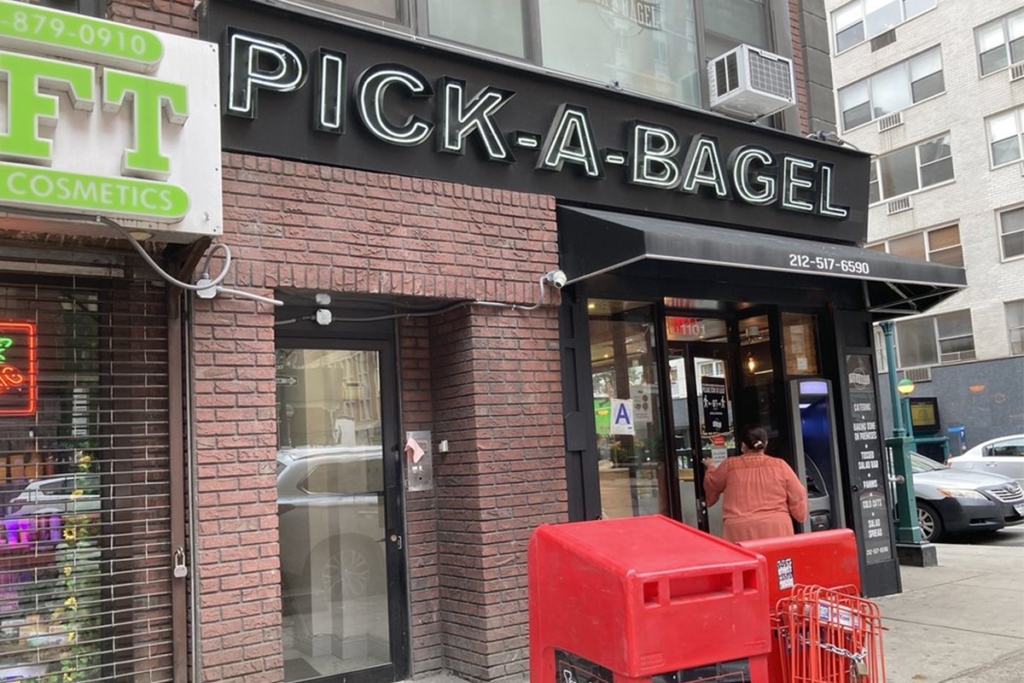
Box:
[275,344,407,683]
[587,300,671,520]
[667,343,736,536]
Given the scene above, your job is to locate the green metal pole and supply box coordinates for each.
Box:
[881,322,904,437]
[880,322,922,544]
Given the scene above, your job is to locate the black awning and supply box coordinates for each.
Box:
[559,207,967,319]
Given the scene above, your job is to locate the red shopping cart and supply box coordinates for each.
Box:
[775,585,886,683]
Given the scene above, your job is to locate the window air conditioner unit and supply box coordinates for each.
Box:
[1011,62,1024,83]
[708,44,796,121]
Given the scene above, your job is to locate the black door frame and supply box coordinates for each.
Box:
[274,322,410,683]
[662,340,736,532]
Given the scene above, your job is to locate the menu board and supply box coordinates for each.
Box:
[846,354,892,565]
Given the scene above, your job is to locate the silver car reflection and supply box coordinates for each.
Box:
[276,446,387,605]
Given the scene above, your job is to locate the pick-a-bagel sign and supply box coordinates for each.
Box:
[210,0,868,245]
[0,1,222,241]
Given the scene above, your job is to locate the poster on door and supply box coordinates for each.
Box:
[701,376,727,433]
[631,384,652,422]
[610,398,635,435]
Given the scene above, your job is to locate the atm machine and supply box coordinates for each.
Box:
[788,379,846,533]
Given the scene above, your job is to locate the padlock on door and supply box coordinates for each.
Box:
[173,546,188,579]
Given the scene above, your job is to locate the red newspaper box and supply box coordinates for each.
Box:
[738,529,862,683]
[529,516,771,683]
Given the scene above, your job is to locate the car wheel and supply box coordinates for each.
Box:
[917,501,944,543]
[310,537,382,602]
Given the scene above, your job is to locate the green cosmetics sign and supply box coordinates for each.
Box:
[0,0,210,228]
[0,1,162,70]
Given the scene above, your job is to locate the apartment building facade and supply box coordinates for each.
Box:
[826,0,1024,446]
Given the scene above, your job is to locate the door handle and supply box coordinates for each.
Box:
[389,533,403,550]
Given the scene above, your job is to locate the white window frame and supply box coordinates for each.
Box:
[838,46,944,132]
[1006,299,1024,357]
[998,205,1024,262]
[895,310,976,370]
[868,224,963,266]
[831,0,937,55]
[986,106,1024,169]
[868,133,954,205]
[975,8,1024,77]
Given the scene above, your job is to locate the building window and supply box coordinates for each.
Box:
[1007,300,1024,356]
[868,225,963,267]
[270,0,782,110]
[975,8,1024,76]
[1006,300,1024,356]
[896,310,976,369]
[869,133,953,203]
[999,206,1024,260]
[986,107,1024,167]
[427,0,526,58]
[839,47,943,130]
[831,0,936,54]
[31,0,105,17]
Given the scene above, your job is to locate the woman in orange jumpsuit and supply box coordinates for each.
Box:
[702,425,808,542]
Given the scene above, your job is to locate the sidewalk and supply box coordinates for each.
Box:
[407,541,1023,683]
[876,542,1024,683]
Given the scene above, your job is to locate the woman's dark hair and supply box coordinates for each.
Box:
[739,424,768,451]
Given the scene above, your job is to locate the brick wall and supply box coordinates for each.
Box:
[189,154,563,683]
[107,0,196,35]
[789,0,813,134]
[428,307,566,682]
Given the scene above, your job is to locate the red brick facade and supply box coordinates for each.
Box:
[188,155,564,682]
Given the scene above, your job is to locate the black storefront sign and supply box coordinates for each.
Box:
[701,376,727,433]
[846,354,892,565]
[202,0,870,244]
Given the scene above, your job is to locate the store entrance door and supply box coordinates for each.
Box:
[667,343,736,537]
[275,342,408,683]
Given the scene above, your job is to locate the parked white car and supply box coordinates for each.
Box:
[5,474,100,518]
[947,434,1024,486]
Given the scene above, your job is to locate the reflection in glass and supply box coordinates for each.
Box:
[276,349,389,681]
[589,300,669,519]
[737,315,775,434]
[540,0,701,106]
[427,0,525,57]
[782,313,819,376]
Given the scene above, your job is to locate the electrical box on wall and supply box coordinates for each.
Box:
[405,431,434,492]
[708,44,796,122]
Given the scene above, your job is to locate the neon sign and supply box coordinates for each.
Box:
[0,322,37,416]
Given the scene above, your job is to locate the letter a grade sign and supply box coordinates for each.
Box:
[0,1,222,242]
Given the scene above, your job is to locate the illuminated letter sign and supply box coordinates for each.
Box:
[0,322,37,416]
[213,16,868,244]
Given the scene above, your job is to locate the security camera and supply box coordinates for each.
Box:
[545,270,568,290]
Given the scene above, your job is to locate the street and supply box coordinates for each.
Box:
[944,524,1024,548]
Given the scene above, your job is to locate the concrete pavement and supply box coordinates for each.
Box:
[407,536,1023,683]
[875,540,1024,683]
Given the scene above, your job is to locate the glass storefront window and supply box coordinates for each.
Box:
[738,314,775,432]
[538,0,702,106]
[588,299,669,519]
[276,348,390,680]
[782,313,819,375]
